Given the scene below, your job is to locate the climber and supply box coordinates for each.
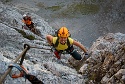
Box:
[22,14,42,36]
[9,64,44,84]
[22,14,36,33]
[46,27,88,60]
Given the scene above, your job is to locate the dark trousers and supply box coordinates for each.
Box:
[66,45,82,60]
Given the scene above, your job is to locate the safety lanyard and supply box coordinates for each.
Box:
[8,64,28,78]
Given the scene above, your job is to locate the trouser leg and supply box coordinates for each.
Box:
[66,45,82,60]
[70,50,82,60]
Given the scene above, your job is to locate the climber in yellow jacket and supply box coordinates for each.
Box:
[46,27,88,60]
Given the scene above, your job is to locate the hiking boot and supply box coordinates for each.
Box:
[54,50,61,59]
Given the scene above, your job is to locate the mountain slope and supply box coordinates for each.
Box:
[0,1,125,84]
[0,1,85,84]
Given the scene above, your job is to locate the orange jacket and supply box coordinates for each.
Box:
[22,19,32,25]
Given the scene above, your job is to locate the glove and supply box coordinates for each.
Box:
[85,53,88,55]
[84,53,89,59]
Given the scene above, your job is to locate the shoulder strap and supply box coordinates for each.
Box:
[53,37,70,48]
[53,37,59,47]
[67,38,70,47]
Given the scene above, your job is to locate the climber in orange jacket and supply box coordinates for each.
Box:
[22,14,36,33]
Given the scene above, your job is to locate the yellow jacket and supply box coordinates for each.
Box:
[52,37,73,51]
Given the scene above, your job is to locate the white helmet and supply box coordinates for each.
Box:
[23,14,27,17]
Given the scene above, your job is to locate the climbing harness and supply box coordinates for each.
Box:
[0,44,30,83]
[8,64,28,78]
[8,44,30,78]
[0,44,53,83]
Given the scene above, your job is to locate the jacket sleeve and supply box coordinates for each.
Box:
[25,74,44,84]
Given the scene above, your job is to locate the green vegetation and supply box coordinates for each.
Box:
[37,1,100,18]
[2,0,12,3]
[46,5,62,11]
[36,1,64,11]
[50,3,100,18]
[89,72,97,80]
[15,28,35,40]
[65,3,99,16]
[75,4,99,14]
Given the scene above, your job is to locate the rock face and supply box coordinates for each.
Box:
[0,1,125,84]
[0,1,85,84]
[79,33,125,84]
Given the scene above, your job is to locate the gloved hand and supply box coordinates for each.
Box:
[84,53,89,59]
[85,53,88,55]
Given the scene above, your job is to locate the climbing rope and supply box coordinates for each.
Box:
[0,44,30,84]
[30,46,52,50]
